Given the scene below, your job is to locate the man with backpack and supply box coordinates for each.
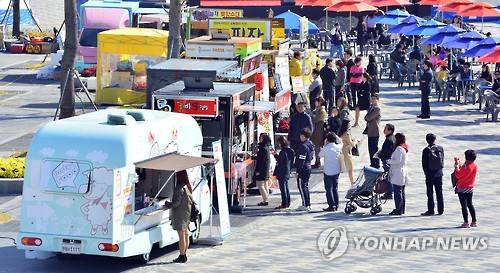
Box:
[421,133,445,216]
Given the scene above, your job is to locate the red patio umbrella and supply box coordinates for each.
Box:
[438,0,473,13]
[368,0,412,7]
[325,0,379,29]
[418,0,440,5]
[477,46,500,63]
[299,0,342,29]
[458,2,500,29]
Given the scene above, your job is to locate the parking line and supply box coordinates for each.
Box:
[0,213,12,224]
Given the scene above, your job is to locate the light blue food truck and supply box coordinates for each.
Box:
[17,109,214,263]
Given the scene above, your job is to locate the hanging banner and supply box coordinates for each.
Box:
[299,17,309,43]
[208,18,272,44]
[212,140,231,239]
[274,55,291,92]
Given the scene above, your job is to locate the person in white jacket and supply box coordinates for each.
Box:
[319,133,342,212]
[387,133,410,215]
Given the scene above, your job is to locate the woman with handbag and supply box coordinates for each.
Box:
[454,150,478,228]
[164,170,193,263]
[311,97,328,169]
[252,133,272,206]
[387,133,410,215]
[338,116,358,185]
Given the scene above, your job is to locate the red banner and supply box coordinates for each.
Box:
[173,99,218,117]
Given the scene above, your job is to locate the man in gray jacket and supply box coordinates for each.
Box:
[364,94,381,168]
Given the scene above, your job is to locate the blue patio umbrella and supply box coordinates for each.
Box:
[405,19,446,37]
[462,37,500,58]
[441,31,486,50]
[371,9,410,25]
[421,25,466,46]
[386,15,424,34]
[275,10,320,35]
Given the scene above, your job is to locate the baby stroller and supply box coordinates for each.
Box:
[345,166,387,215]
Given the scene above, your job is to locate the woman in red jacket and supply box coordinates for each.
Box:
[454,150,478,228]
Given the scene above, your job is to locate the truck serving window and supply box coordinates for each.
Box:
[42,159,93,194]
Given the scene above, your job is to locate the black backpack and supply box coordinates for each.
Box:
[428,145,444,171]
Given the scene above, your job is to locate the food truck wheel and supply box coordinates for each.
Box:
[190,217,201,244]
[136,251,151,264]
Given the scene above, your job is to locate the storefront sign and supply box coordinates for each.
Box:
[191,8,243,22]
[241,53,262,79]
[275,90,291,112]
[291,76,305,93]
[272,18,285,39]
[277,40,290,56]
[155,97,219,117]
[212,140,231,239]
[186,42,236,59]
[208,18,272,44]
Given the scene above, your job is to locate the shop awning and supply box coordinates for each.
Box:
[135,153,217,171]
[239,101,276,112]
[200,0,282,6]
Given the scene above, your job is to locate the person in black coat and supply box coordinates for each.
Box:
[320,58,336,114]
[326,107,342,136]
[253,133,272,206]
[377,123,396,199]
[273,136,295,209]
[295,128,314,211]
[418,61,433,119]
[366,54,379,93]
[288,102,314,152]
[421,133,445,216]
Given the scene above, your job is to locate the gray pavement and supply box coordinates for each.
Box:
[1,75,499,272]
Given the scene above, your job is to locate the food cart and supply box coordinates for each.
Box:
[95,28,169,105]
[17,109,215,263]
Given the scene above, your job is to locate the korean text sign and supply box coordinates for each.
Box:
[208,18,272,44]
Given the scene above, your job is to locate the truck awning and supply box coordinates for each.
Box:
[239,101,276,112]
[135,153,217,171]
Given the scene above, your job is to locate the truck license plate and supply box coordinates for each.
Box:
[61,240,81,254]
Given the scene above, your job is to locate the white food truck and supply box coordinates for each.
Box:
[17,109,215,263]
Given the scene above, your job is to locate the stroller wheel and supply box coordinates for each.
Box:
[350,204,357,213]
[370,205,382,215]
[344,204,353,214]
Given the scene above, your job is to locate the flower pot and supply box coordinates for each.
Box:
[0,178,23,195]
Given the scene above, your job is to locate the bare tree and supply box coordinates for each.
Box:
[12,0,20,37]
[59,0,78,119]
[167,0,183,58]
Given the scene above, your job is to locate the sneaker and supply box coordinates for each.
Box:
[275,205,286,209]
[459,222,470,228]
[420,211,435,216]
[389,210,401,215]
[323,207,336,212]
[305,206,312,212]
[257,202,268,206]
[470,222,477,227]
[296,205,307,211]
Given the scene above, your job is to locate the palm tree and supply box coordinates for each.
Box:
[59,0,78,119]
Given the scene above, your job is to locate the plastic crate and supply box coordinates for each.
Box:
[10,44,25,54]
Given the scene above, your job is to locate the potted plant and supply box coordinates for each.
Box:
[0,157,25,194]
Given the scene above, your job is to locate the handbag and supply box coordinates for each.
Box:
[451,172,458,188]
[351,144,360,156]
[186,189,200,223]
[374,177,390,194]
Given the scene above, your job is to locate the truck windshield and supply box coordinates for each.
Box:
[79,28,106,47]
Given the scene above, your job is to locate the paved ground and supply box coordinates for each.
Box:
[1,68,500,272]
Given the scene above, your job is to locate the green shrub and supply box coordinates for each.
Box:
[0,158,25,178]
